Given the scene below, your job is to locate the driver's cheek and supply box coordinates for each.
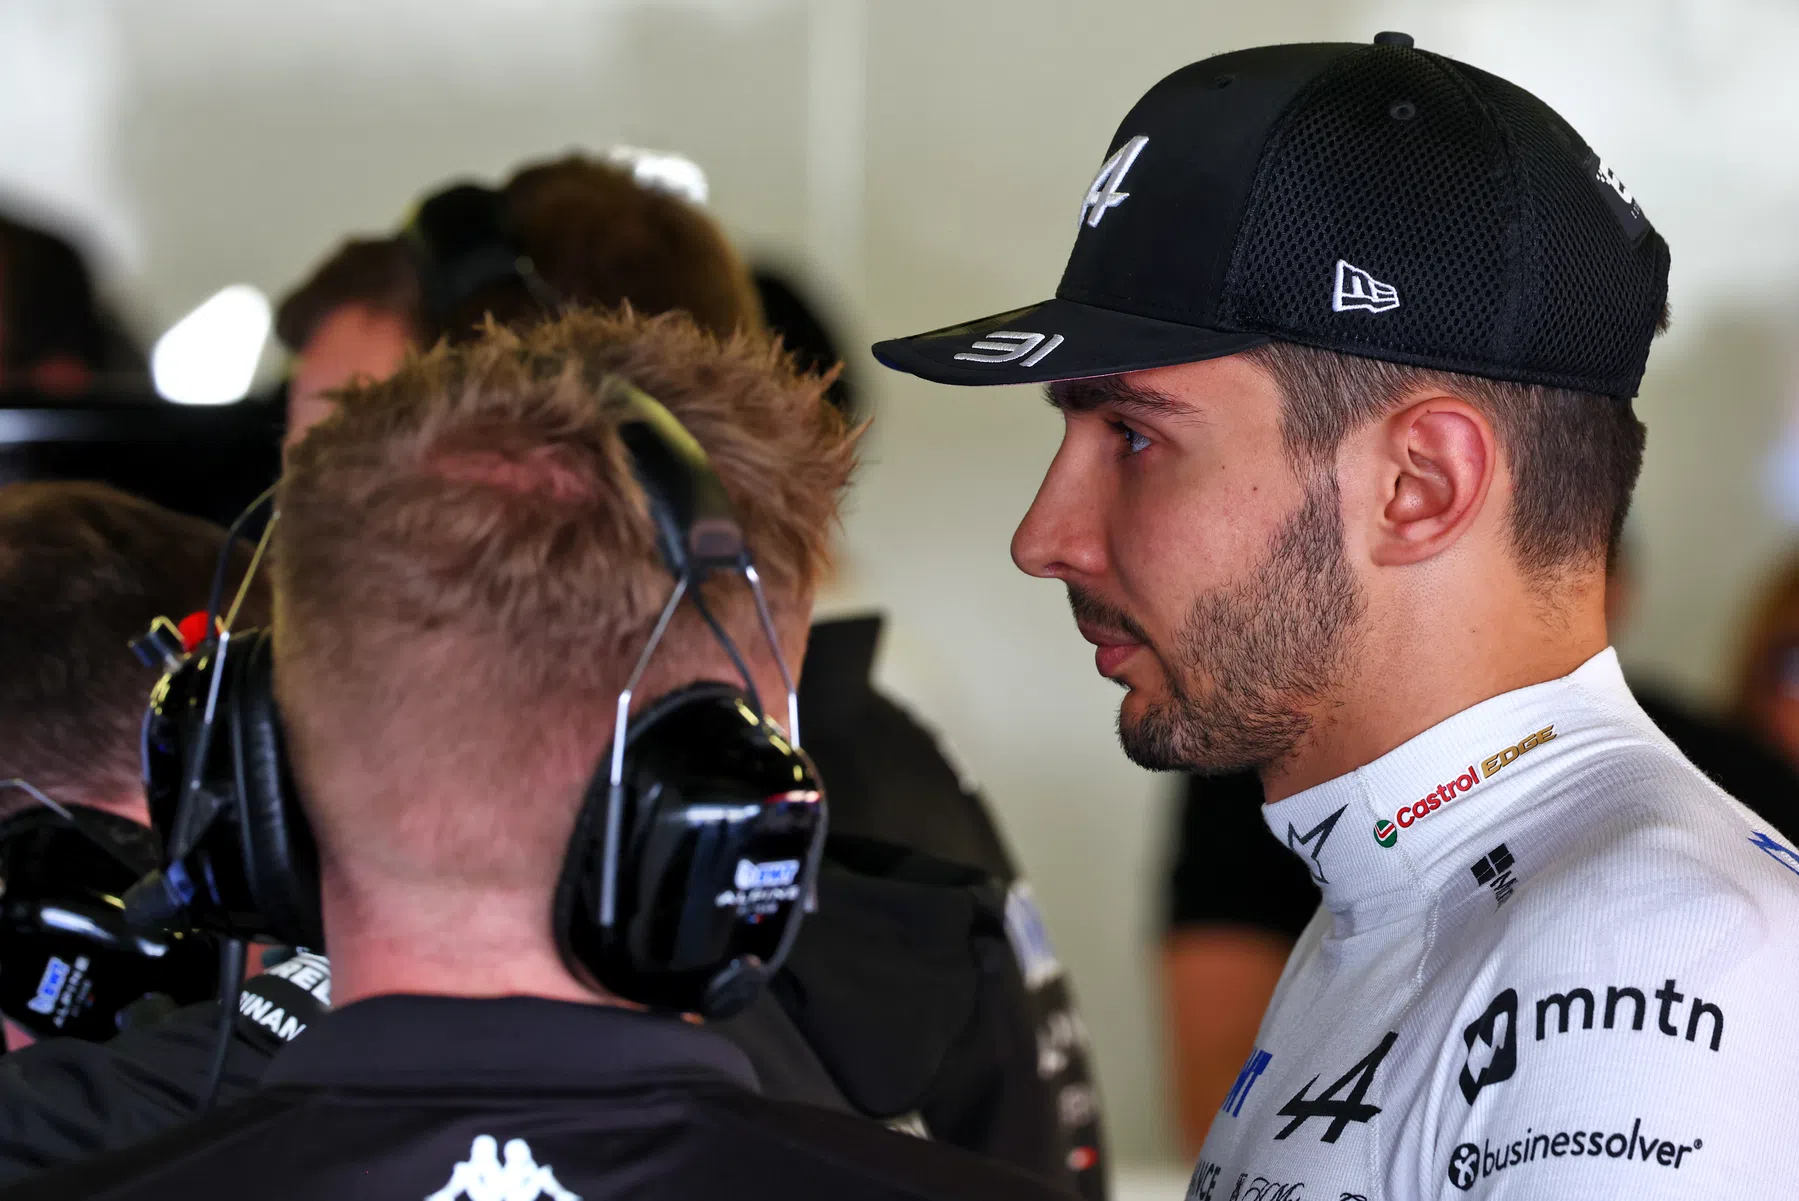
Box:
[1104,465,1212,633]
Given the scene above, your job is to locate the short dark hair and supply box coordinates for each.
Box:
[274,155,761,353]
[273,237,421,354]
[1241,341,1650,581]
[0,481,267,810]
[0,213,124,375]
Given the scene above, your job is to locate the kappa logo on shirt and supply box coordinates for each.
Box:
[425,1135,579,1201]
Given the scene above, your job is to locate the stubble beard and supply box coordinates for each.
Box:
[1110,475,1364,776]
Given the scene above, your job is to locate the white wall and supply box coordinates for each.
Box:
[4,0,1797,1168]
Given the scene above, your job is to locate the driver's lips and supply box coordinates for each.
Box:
[1075,618,1146,679]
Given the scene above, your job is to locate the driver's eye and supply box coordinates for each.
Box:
[1110,420,1151,456]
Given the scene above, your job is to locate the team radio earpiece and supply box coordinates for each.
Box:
[128,383,826,1021]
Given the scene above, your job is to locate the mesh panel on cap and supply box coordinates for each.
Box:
[1222,47,1514,364]
[1458,62,1668,391]
[1219,45,1667,397]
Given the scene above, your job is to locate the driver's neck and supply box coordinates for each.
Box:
[1261,570,1609,803]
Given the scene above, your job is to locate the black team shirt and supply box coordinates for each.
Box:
[0,996,1072,1201]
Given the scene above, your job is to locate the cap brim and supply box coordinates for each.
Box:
[871,297,1268,387]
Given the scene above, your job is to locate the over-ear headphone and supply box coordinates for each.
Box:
[130,382,825,1021]
[400,180,559,342]
[0,784,218,1041]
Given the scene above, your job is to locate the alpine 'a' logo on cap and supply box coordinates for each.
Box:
[952,330,1065,366]
[1332,259,1400,314]
[1080,135,1149,229]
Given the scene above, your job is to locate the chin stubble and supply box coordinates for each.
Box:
[1119,476,1364,776]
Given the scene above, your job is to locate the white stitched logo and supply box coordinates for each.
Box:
[952,330,1065,366]
[1593,157,1635,207]
[1079,135,1149,228]
[1332,259,1400,314]
[425,1135,580,1201]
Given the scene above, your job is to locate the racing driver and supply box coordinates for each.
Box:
[873,32,1799,1199]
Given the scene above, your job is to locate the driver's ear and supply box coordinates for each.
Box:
[1365,397,1496,568]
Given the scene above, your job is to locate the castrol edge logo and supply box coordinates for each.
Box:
[1372,725,1556,847]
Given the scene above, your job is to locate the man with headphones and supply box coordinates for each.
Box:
[6,309,1067,1201]
[0,481,331,1174]
[274,153,1105,1197]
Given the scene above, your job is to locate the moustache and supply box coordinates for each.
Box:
[1065,585,1154,646]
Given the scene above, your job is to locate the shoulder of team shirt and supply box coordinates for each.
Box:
[1468,709,1799,987]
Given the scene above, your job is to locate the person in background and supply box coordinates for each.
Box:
[1731,549,1799,770]
[0,213,143,396]
[274,153,1106,1196]
[0,482,330,1182]
[1159,770,1310,1156]
[5,311,1070,1201]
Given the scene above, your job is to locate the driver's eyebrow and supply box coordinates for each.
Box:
[1045,376,1200,424]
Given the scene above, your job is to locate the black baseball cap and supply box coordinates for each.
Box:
[873,33,1670,399]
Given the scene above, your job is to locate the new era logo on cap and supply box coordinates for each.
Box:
[1332,260,1399,314]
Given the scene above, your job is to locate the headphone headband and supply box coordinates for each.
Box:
[134,381,823,1023]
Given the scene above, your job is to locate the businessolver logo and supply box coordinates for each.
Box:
[1447,1120,1702,1192]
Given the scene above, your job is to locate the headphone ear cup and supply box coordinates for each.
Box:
[227,632,325,949]
[556,684,827,1018]
[552,770,611,989]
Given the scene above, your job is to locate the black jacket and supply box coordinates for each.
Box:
[0,616,1104,1197]
[800,617,1105,1198]
[0,995,1072,1201]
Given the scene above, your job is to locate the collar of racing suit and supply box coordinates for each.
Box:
[1261,648,1643,931]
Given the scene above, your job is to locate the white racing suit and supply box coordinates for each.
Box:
[1193,649,1799,1200]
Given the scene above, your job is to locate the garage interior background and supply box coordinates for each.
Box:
[3,0,1795,1174]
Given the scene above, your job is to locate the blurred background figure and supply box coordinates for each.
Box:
[1159,771,1307,1158]
[1731,550,1799,772]
[0,211,142,397]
